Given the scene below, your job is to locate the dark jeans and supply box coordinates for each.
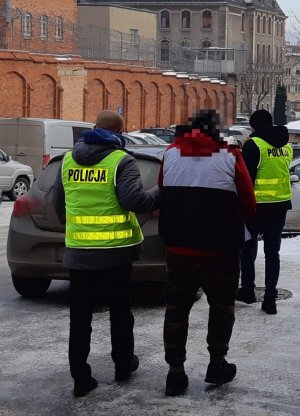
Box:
[164,251,240,366]
[69,265,134,382]
[240,209,287,300]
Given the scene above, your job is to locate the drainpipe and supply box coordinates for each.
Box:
[6,0,11,23]
[5,0,11,23]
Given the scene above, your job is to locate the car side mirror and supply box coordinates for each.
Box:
[290,174,299,183]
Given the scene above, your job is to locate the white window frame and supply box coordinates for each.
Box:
[40,15,48,39]
[55,17,63,40]
[22,13,32,38]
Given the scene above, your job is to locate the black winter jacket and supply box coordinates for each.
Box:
[52,128,160,270]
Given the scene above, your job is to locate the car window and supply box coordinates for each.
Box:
[37,159,61,191]
[136,159,160,190]
[0,150,5,162]
[73,127,92,143]
[293,163,300,179]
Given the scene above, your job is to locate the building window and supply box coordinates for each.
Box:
[296,69,300,76]
[257,15,261,33]
[202,10,212,30]
[180,38,191,48]
[40,15,48,39]
[263,16,266,33]
[161,39,170,61]
[181,10,191,29]
[22,13,32,38]
[275,21,279,36]
[267,45,271,62]
[241,13,245,32]
[256,43,260,62]
[160,10,170,29]
[281,22,284,37]
[276,46,279,63]
[130,28,139,46]
[268,17,272,35]
[262,44,266,63]
[55,17,63,40]
[201,39,212,48]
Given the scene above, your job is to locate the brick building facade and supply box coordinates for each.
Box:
[0,51,235,129]
[0,0,77,53]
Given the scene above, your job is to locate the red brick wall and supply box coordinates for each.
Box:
[0,51,236,128]
[3,0,77,54]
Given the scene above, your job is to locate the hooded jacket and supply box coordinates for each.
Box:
[52,128,160,270]
[242,125,292,211]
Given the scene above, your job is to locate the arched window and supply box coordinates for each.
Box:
[256,43,260,62]
[40,15,48,39]
[276,20,279,36]
[257,15,261,33]
[241,13,245,32]
[181,10,191,29]
[280,22,284,37]
[202,10,212,30]
[160,10,170,29]
[262,44,266,63]
[201,39,212,48]
[263,16,266,33]
[161,39,170,61]
[268,17,272,35]
[267,45,271,62]
[180,38,192,48]
[22,13,32,37]
[55,17,63,40]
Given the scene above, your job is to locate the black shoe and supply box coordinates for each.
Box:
[205,359,237,385]
[262,300,277,314]
[73,377,98,397]
[236,287,256,304]
[165,372,189,396]
[115,355,139,381]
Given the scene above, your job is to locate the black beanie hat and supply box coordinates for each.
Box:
[249,109,273,130]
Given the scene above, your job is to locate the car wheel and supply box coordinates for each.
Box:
[12,274,51,297]
[7,177,30,201]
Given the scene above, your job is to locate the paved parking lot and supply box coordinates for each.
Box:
[0,201,300,416]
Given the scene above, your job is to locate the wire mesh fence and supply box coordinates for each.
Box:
[0,8,246,75]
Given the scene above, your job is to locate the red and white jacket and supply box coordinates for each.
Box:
[158,130,256,255]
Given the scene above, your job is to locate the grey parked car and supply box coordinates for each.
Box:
[7,146,166,297]
[0,148,34,200]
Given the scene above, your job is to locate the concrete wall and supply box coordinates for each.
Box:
[78,5,157,40]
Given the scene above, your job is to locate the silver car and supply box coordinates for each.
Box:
[0,148,34,200]
[285,157,300,233]
[7,146,166,297]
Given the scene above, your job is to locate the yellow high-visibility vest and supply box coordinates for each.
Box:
[252,137,292,203]
[62,150,143,248]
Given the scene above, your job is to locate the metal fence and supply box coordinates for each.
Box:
[0,8,246,75]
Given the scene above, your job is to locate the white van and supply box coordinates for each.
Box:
[0,118,94,178]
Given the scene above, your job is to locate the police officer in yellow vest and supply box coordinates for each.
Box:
[53,110,160,397]
[236,109,292,314]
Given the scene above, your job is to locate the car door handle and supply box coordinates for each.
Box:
[17,152,25,156]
